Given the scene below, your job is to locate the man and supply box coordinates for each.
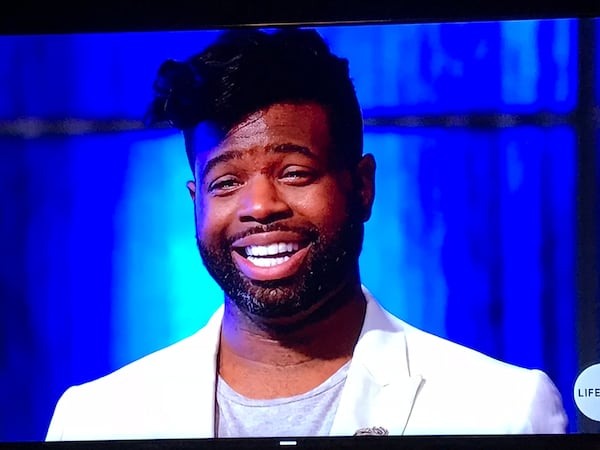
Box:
[46,28,567,440]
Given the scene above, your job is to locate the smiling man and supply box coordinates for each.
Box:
[46,28,567,441]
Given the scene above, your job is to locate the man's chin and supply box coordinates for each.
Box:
[226,279,310,320]
[229,274,355,331]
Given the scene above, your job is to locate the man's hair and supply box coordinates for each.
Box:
[145,28,364,171]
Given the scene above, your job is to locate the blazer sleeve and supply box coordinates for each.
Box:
[521,369,568,433]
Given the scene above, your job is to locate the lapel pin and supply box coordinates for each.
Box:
[353,426,389,436]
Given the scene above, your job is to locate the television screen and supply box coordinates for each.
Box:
[1,2,599,448]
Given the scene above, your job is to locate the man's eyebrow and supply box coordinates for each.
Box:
[267,143,318,160]
[201,150,243,182]
[200,144,318,182]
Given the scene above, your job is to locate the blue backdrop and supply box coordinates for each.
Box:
[0,18,594,440]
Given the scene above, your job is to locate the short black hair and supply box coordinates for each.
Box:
[145,28,363,172]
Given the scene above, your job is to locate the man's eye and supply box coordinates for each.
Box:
[208,177,241,194]
[280,168,316,185]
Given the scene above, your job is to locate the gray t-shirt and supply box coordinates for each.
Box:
[216,362,350,437]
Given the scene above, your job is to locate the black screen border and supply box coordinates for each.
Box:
[3,0,600,35]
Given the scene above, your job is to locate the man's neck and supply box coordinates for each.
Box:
[217,279,366,399]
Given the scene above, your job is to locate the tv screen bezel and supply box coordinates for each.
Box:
[1,1,599,448]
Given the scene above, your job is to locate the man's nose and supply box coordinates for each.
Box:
[237,175,292,224]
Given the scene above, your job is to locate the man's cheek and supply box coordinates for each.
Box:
[198,221,217,243]
[198,215,229,246]
[196,200,218,228]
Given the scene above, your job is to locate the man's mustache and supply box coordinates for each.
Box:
[224,223,320,247]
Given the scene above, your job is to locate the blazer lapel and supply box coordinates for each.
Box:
[160,307,223,438]
[329,290,423,436]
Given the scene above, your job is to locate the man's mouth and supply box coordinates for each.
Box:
[242,242,301,267]
[231,233,311,281]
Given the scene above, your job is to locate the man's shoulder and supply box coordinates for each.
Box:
[365,297,528,377]
[363,300,567,433]
[103,330,209,384]
[400,320,521,375]
[403,321,566,432]
[46,308,224,441]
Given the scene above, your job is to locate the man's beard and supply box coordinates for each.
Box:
[197,210,364,321]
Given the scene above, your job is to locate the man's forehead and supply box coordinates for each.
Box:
[190,102,332,172]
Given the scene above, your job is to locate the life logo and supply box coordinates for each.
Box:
[574,364,600,421]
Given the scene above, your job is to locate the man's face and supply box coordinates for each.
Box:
[188,102,374,322]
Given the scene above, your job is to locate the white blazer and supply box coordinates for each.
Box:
[46,289,567,441]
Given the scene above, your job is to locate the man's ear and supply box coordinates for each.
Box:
[186,180,196,201]
[355,154,376,222]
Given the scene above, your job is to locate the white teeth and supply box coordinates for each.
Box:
[247,256,291,267]
[245,242,300,257]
